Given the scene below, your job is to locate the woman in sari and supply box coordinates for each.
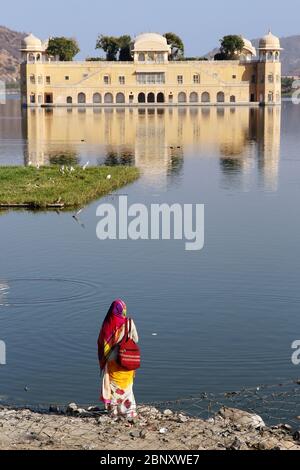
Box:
[98,299,139,420]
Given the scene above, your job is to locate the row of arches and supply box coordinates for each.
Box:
[177,91,230,103]
[138,92,165,103]
[75,92,126,104]
[137,92,230,104]
[68,91,235,105]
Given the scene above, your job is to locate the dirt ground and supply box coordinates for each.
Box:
[0,404,299,451]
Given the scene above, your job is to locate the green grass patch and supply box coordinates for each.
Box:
[0,166,139,209]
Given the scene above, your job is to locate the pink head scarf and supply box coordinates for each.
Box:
[98,299,127,370]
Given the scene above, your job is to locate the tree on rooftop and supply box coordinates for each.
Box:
[118,35,133,61]
[164,32,184,60]
[46,37,80,61]
[96,35,120,61]
[215,35,245,60]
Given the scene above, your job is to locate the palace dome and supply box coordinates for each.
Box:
[259,31,282,50]
[133,33,171,53]
[21,33,43,51]
[241,37,256,56]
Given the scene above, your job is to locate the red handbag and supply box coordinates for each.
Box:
[118,319,141,371]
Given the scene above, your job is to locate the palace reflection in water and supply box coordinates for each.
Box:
[21,105,281,191]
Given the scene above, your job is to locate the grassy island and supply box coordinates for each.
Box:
[0,166,139,209]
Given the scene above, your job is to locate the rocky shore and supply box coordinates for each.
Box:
[0,404,299,451]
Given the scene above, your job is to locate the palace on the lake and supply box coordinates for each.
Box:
[20,32,282,107]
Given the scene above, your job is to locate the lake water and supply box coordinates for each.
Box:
[0,97,299,413]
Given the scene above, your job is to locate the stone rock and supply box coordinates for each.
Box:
[130,430,141,439]
[218,407,265,429]
[97,415,110,424]
[281,440,298,450]
[49,405,60,414]
[178,413,188,423]
[87,406,102,412]
[228,437,243,450]
[159,428,168,434]
[66,403,78,415]
[163,409,173,417]
[139,406,159,416]
[258,438,281,450]
[293,431,300,442]
[279,423,292,432]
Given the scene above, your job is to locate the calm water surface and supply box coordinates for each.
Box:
[0,97,299,408]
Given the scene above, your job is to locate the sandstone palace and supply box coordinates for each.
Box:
[20,32,282,107]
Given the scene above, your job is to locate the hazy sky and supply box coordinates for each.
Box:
[2,0,300,58]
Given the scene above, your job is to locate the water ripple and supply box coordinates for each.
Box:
[0,278,99,307]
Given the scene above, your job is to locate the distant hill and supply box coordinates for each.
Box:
[0,25,26,83]
[0,26,300,84]
[207,34,300,76]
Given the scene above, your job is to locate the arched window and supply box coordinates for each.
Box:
[178,92,187,103]
[275,52,280,61]
[28,53,35,63]
[217,92,225,103]
[30,93,36,104]
[138,53,145,62]
[36,54,41,62]
[67,96,73,104]
[157,92,165,103]
[116,92,125,104]
[201,92,210,103]
[268,92,274,103]
[230,95,236,103]
[93,93,102,104]
[104,93,113,104]
[147,92,155,103]
[138,92,146,103]
[78,93,86,104]
[190,92,198,103]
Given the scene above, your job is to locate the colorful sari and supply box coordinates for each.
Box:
[98,299,138,419]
